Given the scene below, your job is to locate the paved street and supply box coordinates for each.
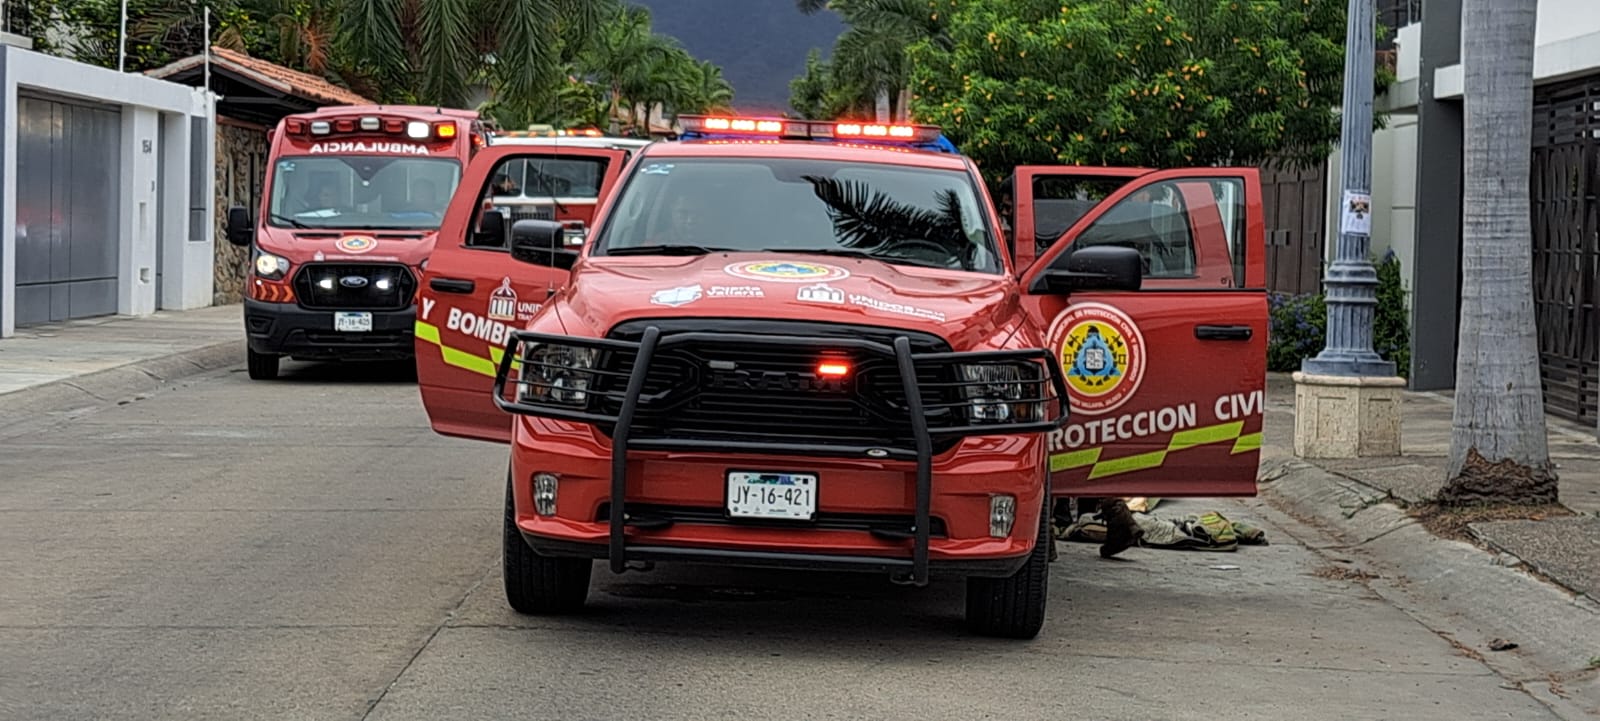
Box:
[0,361,1563,721]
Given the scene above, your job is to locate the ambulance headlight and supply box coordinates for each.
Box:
[955,362,1043,424]
[520,343,598,406]
[253,250,290,280]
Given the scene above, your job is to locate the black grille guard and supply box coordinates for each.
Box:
[490,326,1071,586]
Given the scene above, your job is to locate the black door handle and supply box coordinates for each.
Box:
[1195,324,1252,341]
[429,277,475,294]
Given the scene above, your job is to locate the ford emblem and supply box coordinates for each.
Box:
[339,275,369,289]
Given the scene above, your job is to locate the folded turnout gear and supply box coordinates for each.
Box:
[1056,507,1269,552]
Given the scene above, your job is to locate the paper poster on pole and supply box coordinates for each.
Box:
[1341,191,1372,236]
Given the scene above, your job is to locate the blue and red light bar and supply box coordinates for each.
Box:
[676,115,958,153]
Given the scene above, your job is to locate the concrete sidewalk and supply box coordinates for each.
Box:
[1258,373,1600,716]
[1262,373,1600,593]
[0,305,243,417]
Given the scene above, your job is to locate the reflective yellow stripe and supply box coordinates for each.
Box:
[1052,419,1258,480]
[414,320,501,378]
[1050,447,1102,472]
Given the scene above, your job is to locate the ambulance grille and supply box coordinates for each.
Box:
[597,318,961,451]
[293,263,416,311]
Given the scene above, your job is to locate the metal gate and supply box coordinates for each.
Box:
[1530,76,1600,424]
[15,94,122,326]
[1260,156,1328,296]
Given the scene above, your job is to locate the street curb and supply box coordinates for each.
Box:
[0,339,243,422]
[1257,454,1600,716]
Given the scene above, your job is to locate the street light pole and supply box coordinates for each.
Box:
[1302,0,1396,378]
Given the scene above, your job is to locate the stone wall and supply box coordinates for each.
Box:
[213,122,269,305]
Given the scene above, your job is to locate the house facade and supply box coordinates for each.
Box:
[0,36,217,338]
[1345,0,1599,427]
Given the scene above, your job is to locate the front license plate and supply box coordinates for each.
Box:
[334,312,372,332]
[726,471,817,520]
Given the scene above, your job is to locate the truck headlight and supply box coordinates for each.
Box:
[520,343,599,406]
[956,362,1043,424]
[253,250,290,280]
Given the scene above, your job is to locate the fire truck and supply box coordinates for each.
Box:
[414,114,1268,639]
[224,105,489,380]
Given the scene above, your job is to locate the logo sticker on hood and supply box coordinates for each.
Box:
[337,236,377,254]
[651,285,704,307]
[725,261,850,283]
[796,283,844,304]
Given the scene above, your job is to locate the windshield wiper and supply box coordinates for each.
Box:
[269,213,312,229]
[604,244,737,256]
[780,247,949,269]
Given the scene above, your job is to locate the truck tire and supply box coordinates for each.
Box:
[503,473,591,614]
[246,347,280,380]
[964,496,1051,639]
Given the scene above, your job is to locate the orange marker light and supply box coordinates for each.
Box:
[435,122,457,138]
[816,361,851,377]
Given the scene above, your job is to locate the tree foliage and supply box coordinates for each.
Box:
[16,0,733,132]
[904,0,1360,179]
[790,0,940,119]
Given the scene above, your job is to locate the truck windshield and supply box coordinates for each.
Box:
[594,156,1003,274]
[266,156,461,231]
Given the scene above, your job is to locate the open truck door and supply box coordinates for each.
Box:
[416,144,631,442]
[1014,166,1267,499]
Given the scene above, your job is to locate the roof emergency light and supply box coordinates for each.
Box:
[360,116,381,131]
[309,121,331,135]
[406,121,431,139]
[676,114,945,146]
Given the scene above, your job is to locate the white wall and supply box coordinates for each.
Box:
[0,45,215,338]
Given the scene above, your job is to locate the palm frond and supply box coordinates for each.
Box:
[804,175,970,261]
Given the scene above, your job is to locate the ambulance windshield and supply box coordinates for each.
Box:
[266,156,462,231]
[594,157,1003,274]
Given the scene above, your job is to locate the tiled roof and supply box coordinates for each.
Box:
[147,46,369,106]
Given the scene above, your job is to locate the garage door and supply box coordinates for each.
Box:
[15,95,122,326]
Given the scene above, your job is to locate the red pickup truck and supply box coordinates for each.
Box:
[414,116,1267,639]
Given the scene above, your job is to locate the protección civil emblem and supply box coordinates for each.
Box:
[336,235,377,254]
[1048,302,1146,415]
[724,260,850,283]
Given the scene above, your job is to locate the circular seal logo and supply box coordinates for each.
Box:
[337,236,377,254]
[1048,302,1146,415]
[724,260,850,283]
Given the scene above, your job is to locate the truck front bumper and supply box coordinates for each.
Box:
[244,298,416,362]
[494,326,1071,586]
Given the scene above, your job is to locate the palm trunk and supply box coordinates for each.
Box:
[874,86,890,123]
[1442,0,1556,504]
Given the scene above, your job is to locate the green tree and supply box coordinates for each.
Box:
[336,0,615,127]
[905,0,1355,180]
[795,0,945,120]
[20,0,262,71]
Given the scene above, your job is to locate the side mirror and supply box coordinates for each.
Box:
[1031,245,1143,294]
[510,219,578,270]
[225,206,253,247]
[472,207,506,247]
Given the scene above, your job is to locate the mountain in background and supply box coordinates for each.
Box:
[628,0,844,115]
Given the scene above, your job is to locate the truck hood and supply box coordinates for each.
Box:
[561,252,1017,345]
[257,228,437,266]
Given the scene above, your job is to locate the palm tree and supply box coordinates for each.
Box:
[796,0,946,121]
[336,0,615,125]
[576,4,676,133]
[1441,0,1557,505]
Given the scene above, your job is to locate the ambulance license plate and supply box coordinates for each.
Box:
[726,471,817,520]
[335,312,372,332]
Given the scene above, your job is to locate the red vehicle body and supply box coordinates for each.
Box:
[224,105,489,380]
[414,116,1268,639]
